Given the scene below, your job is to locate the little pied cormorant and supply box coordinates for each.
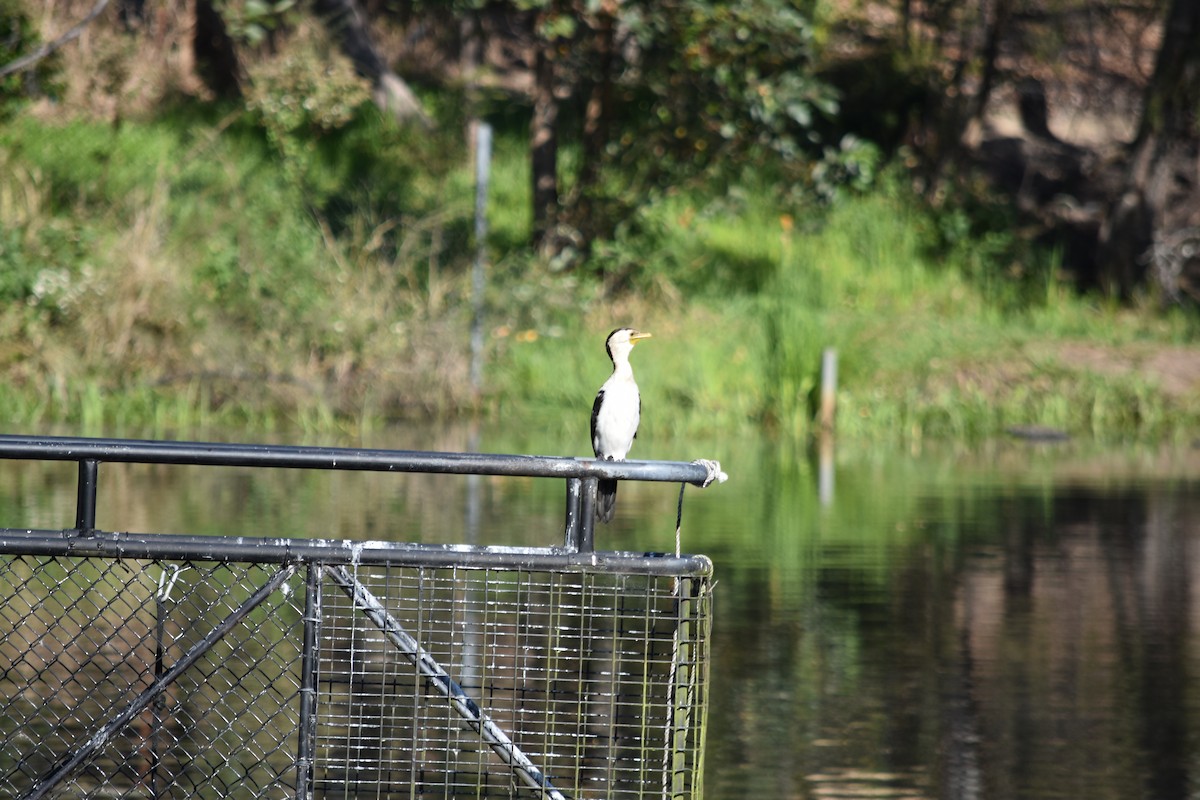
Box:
[590,328,652,523]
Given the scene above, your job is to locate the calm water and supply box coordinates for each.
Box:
[2,425,1199,799]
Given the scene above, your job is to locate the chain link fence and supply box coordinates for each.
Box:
[0,547,712,800]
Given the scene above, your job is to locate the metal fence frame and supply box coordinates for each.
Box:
[0,435,720,800]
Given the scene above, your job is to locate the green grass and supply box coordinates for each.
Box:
[488,175,1200,445]
[0,108,1197,444]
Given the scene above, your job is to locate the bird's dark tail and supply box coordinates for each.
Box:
[596,478,617,523]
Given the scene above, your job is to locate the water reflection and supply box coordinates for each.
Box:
[1,427,1198,799]
[697,441,1200,800]
[955,485,1196,800]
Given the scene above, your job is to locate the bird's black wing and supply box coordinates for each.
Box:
[590,389,605,456]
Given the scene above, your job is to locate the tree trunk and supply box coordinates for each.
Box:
[970,0,1013,126]
[530,31,558,251]
[568,2,616,244]
[194,0,242,98]
[310,0,430,126]
[1098,0,1200,299]
[118,0,145,31]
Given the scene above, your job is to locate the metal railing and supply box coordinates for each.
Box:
[0,435,722,800]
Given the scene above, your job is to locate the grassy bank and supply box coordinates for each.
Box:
[493,178,1200,445]
[1,109,1197,444]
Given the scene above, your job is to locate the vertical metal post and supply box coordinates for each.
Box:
[470,122,493,396]
[817,348,838,509]
[466,424,483,547]
[295,563,323,800]
[74,459,98,533]
[563,478,582,550]
[578,478,597,553]
[819,347,838,431]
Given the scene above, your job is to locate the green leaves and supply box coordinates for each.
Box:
[562,0,840,236]
[632,0,837,163]
[219,0,299,46]
[811,135,881,204]
[0,0,62,116]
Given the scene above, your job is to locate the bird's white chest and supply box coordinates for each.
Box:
[593,376,640,460]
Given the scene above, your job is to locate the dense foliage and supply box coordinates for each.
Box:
[0,0,60,118]
[0,0,1196,440]
[611,1,837,172]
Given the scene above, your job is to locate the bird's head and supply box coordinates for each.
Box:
[605,328,651,363]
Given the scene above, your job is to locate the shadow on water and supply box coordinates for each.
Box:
[1,424,1199,799]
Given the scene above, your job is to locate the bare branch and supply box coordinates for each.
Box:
[0,0,111,79]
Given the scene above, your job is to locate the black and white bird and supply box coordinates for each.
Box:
[590,327,652,523]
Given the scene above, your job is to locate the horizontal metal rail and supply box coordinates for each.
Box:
[0,434,725,555]
[0,434,715,484]
[0,528,713,576]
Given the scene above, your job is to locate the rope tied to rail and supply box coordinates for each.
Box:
[692,459,728,489]
[674,459,727,558]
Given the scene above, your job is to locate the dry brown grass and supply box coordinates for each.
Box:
[5,3,482,424]
[81,175,189,368]
[28,0,207,122]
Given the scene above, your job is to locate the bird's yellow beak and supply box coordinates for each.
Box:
[630,331,652,343]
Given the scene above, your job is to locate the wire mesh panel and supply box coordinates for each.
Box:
[0,548,712,800]
[315,564,711,799]
[0,555,308,800]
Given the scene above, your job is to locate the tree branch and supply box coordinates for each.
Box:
[310,0,430,125]
[0,0,111,79]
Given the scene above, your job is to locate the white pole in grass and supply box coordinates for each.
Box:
[819,347,838,431]
[818,348,837,506]
[470,121,493,397]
